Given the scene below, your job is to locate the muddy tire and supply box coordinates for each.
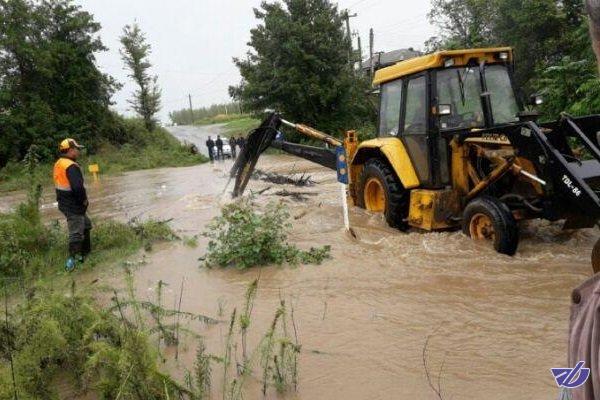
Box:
[462,196,519,256]
[357,158,408,230]
[592,238,600,274]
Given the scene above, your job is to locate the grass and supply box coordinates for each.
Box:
[220,117,261,138]
[0,125,207,193]
[0,274,217,400]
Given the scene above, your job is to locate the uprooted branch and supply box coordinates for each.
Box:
[252,169,315,187]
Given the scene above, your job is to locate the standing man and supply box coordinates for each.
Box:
[230,136,237,159]
[215,135,224,161]
[53,138,91,272]
[206,136,215,162]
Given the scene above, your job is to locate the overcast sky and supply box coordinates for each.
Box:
[75,0,436,122]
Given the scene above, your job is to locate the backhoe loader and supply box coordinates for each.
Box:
[231,47,600,272]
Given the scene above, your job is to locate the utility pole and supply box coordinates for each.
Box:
[356,31,363,70]
[369,28,374,80]
[343,10,357,65]
[188,94,194,125]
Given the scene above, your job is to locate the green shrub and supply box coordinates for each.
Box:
[202,199,330,269]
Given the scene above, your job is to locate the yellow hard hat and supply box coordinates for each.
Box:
[59,138,85,152]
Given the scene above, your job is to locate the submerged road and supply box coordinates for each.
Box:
[1,124,596,399]
[167,123,226,157]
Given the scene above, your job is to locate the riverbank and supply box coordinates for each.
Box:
[0,123,207,193]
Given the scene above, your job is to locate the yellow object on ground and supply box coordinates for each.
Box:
[88,163,100,181]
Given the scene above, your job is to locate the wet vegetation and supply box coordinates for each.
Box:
[201,199,331,269]
[0,272,301,399]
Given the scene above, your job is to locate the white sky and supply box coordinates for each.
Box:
[75,0,436,122]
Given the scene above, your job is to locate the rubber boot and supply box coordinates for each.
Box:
[82,229,91,257]
[66,241,83,272]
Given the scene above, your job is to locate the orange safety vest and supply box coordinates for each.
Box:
[53,157,77,191]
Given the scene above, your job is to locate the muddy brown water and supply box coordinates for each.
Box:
[2,125,597,399]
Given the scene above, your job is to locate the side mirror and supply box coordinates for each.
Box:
[530,94,544,106]
[438,104,453,116]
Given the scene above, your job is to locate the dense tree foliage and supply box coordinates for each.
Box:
[0,0,121,166]
[120,23,161,131]
[427,0,599,118]
[229,0,373,136]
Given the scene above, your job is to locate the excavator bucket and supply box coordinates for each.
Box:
[230,112,339,197]
[230,113,281,197]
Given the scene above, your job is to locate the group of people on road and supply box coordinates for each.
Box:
[205,135,246,162]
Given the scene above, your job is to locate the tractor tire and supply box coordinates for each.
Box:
[357,158,409,230]
[591,238,600,274]
[462,196,519,256]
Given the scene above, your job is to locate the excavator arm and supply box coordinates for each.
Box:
[230,112,341,197]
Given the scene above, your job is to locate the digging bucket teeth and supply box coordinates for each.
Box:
[230,112,281,197]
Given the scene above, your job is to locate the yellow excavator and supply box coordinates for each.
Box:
[231,47,600,272]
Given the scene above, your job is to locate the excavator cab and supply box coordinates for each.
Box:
[365,48,520,191]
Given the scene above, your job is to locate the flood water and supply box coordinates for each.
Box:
[3,124,596,399]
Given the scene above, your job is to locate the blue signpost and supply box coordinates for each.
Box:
[336,146,350,232]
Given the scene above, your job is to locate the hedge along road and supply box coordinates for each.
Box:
[0,123,596,399]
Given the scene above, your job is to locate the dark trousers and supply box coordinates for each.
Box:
[63,211,92,257]
[208,147,215,162]
[232,146,237,158]
[216,147,223,160]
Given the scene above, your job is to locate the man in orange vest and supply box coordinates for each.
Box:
[53,138,91,271]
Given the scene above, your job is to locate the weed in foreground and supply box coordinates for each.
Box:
[201,199,331,269]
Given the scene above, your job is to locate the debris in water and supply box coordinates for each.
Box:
[272,190,317,201]
[252,169,315,187]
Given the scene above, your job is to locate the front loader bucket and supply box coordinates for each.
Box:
[514,116,600,229]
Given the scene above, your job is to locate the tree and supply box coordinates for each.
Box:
[426,0,495,50]
[426,0,595,116]
[229,0,373,136]
[0,0,120,165]
[120,23,161,131]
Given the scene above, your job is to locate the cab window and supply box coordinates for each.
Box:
[485,64,520,124]
[403,76,427,134]
[378,79,403,137]
[436,68,484,130]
